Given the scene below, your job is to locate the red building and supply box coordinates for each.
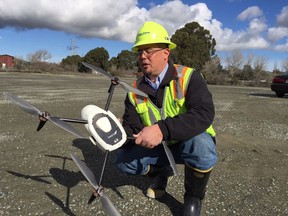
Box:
[0,54,14,68]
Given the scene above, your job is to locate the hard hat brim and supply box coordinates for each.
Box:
[132,41,177,52]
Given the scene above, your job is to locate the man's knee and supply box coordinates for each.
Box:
[182,132,217,171]
[115,162,129,174]
[115,160,145,175]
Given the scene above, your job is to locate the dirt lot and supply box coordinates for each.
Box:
[0,72,287,216]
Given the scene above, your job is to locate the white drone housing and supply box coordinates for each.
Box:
[81,105,127,151]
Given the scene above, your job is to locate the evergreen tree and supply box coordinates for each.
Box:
[82,47,109,71]
[170,22,216,71]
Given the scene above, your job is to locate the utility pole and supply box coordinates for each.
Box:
[67,38,78,56]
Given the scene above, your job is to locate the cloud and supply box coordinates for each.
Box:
[0,0,141,41]
[277,6,288,27]
[267,7,288,51]
[0,0,214,42]
[0,0,284,53]
[205,6,269,51]
[267,27,288,42]
[237,6,263,21]
[248,18,267,34]
[274,39,288,52]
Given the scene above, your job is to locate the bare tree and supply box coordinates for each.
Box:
[202,56,226,85]
[27,49,52,63]
[253,56,267,85]
[239,54,255,81]
[245,54,254,66]
[226,50,244,69]
[272,60,282,74]
[282,58,288,72]
[225,49,244,84]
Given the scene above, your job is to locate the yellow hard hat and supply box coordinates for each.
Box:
[132,21,177,52]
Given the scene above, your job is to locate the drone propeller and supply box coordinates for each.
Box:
[70,153,121,216]
[82,62,148,98]
[3,91,42,115]
[162,141,179,176]
[3,92,85,139]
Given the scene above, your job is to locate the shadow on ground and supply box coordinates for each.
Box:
[249,92,288,98]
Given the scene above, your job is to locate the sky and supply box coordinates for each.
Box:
[0,0,288,71]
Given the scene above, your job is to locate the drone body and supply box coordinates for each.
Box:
[81,105,127,152]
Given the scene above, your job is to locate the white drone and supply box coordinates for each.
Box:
[3,62,178,216]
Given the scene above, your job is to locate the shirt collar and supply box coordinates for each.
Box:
[145,64,169,91]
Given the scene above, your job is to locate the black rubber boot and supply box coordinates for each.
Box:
[183,166,211,216]
[145,165,173,199]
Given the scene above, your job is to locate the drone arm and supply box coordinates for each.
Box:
[105,80,117,111]
[98,151,109,187]
[59,117,88,124]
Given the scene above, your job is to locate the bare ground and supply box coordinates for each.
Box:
[0,72,287,216]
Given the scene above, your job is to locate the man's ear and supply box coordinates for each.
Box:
[163,48,170,59]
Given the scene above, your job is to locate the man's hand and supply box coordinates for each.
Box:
[133,124,163,148]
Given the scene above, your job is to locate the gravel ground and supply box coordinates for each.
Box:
[0,72,287,216]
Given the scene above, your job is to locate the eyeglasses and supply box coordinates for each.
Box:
[137,48,164,58]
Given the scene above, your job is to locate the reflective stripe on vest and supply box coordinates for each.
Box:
[128,64,216,140]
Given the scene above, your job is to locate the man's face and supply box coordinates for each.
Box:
[137,44,170,78]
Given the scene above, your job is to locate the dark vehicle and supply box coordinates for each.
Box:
[271,73,288,97]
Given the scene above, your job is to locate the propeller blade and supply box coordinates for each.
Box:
[37,120,47,131]
[82,62,113,79]
[70,154,121,215]
[3,92,85,138]
[100,195,121,216]
[3,92,42,115]
[147,108,178,176]
[48,117,85,138]
[82,62,148,97]
[88,193,97,204]
[162,141,179,176]
[70,153,100,189]
[118,81,148,97]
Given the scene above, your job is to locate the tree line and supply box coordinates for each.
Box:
[13,22,288,87]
